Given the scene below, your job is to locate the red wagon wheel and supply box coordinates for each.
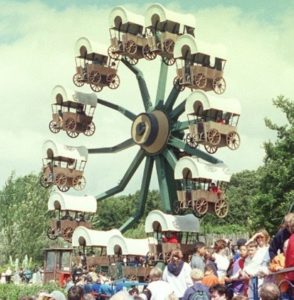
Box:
[125,40,137,55]
[226,131,240,150]
[142,44,157,61]
[206,128,221,146]
[107,74,120,89]
[194,74,207,89]
[173,76,185,92]
[163,39,175,54]
[49,120,60,133]
[73,176,86,191]
[204,144,218,154]
[162,56,175,66]
[84,122,96,136]
[185,133,198,148]
[108,45,120,60]
[72,73,84,87]
[215,199,229,218]
[213,77,226,94]
[194,198,209,216]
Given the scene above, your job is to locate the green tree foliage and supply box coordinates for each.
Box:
[250,96,294,233]
[0,172,51,264]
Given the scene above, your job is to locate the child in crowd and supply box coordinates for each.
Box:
[202,264,219,287]
[190,241,207,272]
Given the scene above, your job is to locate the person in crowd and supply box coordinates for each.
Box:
[162,232,179,244]
[162,249,193,299]
[190,241,207,272]
[182,268,210,300]
[209,284,228,300]
[205,248,218,276]
[213,239,230,282]
[146,267,176,300]
[225,244,248,296]
[269,213,294,260]
[284,218,294,300]
[232,239,247,262]
[259,282,280,300]
[68,285,84,300]
[202,264,219,287]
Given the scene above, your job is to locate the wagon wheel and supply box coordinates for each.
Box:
[47,226,58,240]
[194,198,209,216]
[163,39,175,54]
[107,74,120,89]
[55,173,67,186]
[124,56,138,65]
[125,40,137,55]
[57,184,70,192]
[39,174,51,188]
[173,76,185,92]
[90,72,101,84]
[72,73,84,87]
[206,128,221,146]
[90,82,103,93]
[64,118,76,131]
[215,199,229,218]
[63,227,74,239]
[193,74,207,89]
[162,56,175,66]
[66,130,79,138]
[185,133,198,148]
[84,122,96,136]
[142,44,157,61]
[108,45,120,60]
[49,120,60,133]
[226,131,240,150]
[213,77,226,94]
[204,144,218,154]
[73,176,86,191]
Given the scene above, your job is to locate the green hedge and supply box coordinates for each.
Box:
[0,282,64,300]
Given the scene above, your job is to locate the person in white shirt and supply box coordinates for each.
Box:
[147,267,176,300]
[162,249,193,298]
[212,239,230,279]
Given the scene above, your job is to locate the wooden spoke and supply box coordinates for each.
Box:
[90,82,103,92]
[125,40,137,55]
[107,74,120,89]
[162,56,175,66]
[204,144,218,154]
[108,45,120,60]
[215,199,229,218]
[142,44,157,61]
[84,122,96,136]
[64,118,76,131]
[226,131,240,150]
[49,120,60,133]
[47,226,58,240]
[194,198,209,215]
[213,77,226,94]
[163,39,175,54]
[90,72,101,84]
[57,184,70,192]
[206,128,221,145]
[39,174,51,188]
[72,73,84,87]
[124,56,138,65]
[193,73,207,89]
[66,130,79,138]
[73,176,86,191]
[185,133,198,148]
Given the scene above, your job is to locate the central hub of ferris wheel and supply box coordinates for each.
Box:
[131,110,170,155]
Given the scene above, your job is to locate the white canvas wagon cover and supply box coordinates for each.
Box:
[145,3,195,31]
[185,90,241,115]
[42,139,88,161]
[47,191,96,213]
[72,226,122,247]
[51,85,97,107]
[107,235,157,256]
[145,210,200,233]
[174,156,231,182]
[109,6,145,29]
[174,34,226,61]
[74,37,108,61]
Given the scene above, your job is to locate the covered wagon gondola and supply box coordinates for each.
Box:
[145,210,200,262]
[108,6,146,65]
[73,37,120,92]
[144,3,195,65]
[185,90,241,154]
[72,226,122,273]
[174,157,231,218]
[49,85,97,138]
[40,140,88,192]
[107,235,155,281]
[47,191,96,242]
[174,35,227,94]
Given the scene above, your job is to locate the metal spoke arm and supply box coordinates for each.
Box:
[171,120,191,132]
[162,148,178,170]
[121,58,153,112]
[170,99,187,120]
[95,149,145,201]
[97,98,136,121]
[88,138,135,154]
[164,85,181,113]
[119,156,154,232]
[168,136,223,164]
[155,61,168,108]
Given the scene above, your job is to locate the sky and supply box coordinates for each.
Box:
[0,0,293,198]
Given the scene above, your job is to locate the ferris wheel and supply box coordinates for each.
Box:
[43,4,241,233]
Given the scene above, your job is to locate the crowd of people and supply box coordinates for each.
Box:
[16,212,294,300]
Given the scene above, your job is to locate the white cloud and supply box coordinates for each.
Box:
[0,1,293,197]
